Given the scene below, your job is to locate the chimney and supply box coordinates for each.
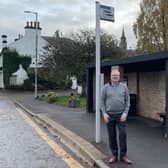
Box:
[34,21,37,28]
[1,34,7,49]
[25,21,41,30]
[24,21,29,29]
[37,22,40,29]
[27,21,29,28]
[18,34,23,39]
[30,21,33,27]
[24,21,42,37]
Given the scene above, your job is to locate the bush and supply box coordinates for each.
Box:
[64,79,72,89]
[47,91,56,97]
[47,94,57,103]
[7,79,33,91]
[46,91,58,104]
[7,85,24,90]
[23,79,33,90]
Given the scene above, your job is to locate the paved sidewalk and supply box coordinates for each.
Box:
[5,91,168,168]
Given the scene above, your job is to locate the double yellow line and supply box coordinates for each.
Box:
[16,107,84,168]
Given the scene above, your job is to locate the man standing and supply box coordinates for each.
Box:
[101,68,133,164]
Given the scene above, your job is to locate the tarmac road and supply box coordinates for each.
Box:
[0,95,89,168]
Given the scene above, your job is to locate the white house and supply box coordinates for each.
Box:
[0,21,77,89]
[10,64,28,86]
[70,76,78,90]
[8,21,49,67]
[0,21,52,88]
[0,35,7,89]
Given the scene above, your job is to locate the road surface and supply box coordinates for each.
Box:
[0,95,90,168]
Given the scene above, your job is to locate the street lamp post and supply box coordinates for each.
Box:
[24,11,38,98]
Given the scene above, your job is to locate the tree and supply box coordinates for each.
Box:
[100,31,124,60]
[40,31,78,88]
[41,29,122,91]
[133,0,168,53]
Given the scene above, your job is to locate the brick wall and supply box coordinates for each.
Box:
[92,69,165,120]
[128,72,137,94]
[138,71,165,120]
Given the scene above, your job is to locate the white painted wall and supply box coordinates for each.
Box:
[71,76,77,90]
[0,22,49,88]
[10,64,28,85]
[8,23,48,66]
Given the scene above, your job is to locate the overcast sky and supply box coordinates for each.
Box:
[0,0,142,50]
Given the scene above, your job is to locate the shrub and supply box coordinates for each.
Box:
[64,79,72,89]
[7,85,23,90]
[46,91,58,103]
[47,91,56,97]
[47,94,57,103]
[23,79,33,90]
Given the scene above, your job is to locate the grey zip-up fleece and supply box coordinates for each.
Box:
[100,82,130,115]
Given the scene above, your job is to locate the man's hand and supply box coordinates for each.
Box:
[103,113,110,124]
[120,113,127,122]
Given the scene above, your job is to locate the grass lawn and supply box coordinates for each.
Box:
[56,96,86,111]
[40,95,86,111]
[56,96,69,106]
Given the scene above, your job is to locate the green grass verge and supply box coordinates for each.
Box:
[56,96,70,106]
[79,96,87,111]
[39,95,86,111]
[56,96,86,111]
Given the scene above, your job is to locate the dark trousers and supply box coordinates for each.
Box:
[107,113,127,158]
